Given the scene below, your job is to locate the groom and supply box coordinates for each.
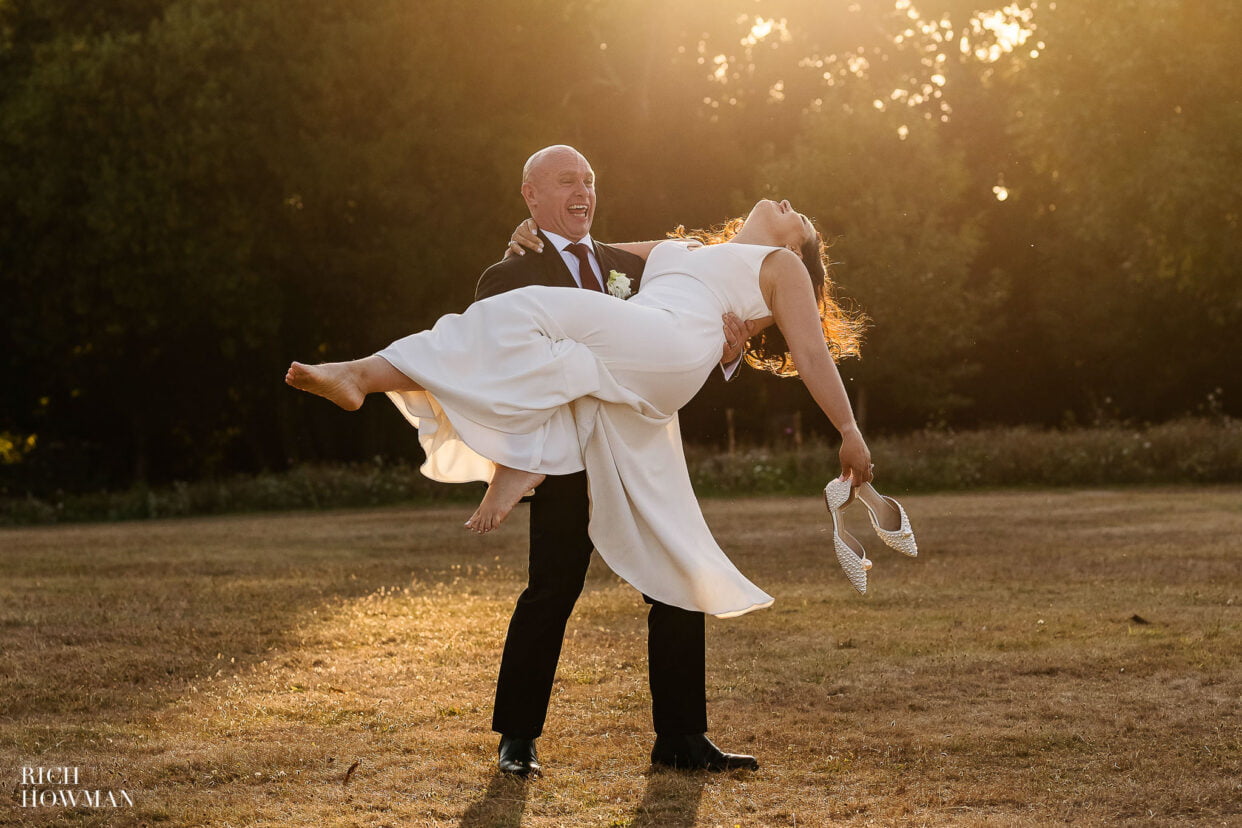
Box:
[474,145,758,777]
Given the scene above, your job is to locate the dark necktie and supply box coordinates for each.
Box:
[565,242,603,292]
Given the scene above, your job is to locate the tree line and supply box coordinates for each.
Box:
[2,0,1239,492]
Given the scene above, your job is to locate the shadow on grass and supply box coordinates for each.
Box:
[631,767,706,827]
[457,772,529,827]
[0,507,517,731]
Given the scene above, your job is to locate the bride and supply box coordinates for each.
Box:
[287,197,872,618]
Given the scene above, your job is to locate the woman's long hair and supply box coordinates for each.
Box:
[668,218,864,377]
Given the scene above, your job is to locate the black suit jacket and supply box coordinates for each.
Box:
[475,231,646,301]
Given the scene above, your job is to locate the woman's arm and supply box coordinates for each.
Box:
[608,240,664,260]
[504,219,665,261]
[763,249,873,484]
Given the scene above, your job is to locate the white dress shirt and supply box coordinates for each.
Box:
[542,230,605,290]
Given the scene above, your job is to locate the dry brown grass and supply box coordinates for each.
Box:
[2,488,1240,826]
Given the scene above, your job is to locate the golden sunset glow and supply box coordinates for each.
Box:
[689,3,1040,202]
[697,1,1040,131]
[3,2,1239,821]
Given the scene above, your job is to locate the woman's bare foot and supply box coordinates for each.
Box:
[285,361,365,411]
[465,466,546,534]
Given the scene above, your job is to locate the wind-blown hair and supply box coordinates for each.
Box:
[669,218,864,377]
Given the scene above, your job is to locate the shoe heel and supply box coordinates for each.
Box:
[825,478,870,594]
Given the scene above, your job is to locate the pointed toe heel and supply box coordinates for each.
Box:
[855,482,917,557]
[824,478,870,595]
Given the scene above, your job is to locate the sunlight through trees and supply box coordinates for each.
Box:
[2,0,1237,490]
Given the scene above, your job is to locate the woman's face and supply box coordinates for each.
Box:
[747,199,815,251]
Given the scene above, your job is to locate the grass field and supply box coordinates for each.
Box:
[2,488,1240,826]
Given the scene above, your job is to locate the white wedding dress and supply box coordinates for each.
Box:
[378,240,781,618]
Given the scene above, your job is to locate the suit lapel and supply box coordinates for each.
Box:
[595,243,614,290]
[537,231,578,288]
[596,242,641,295]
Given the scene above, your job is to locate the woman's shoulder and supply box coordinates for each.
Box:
[653,238,703,253]
[757,245,801,266]
[641,238,701,268]
[754,246,805,280]
[716,242,796,272]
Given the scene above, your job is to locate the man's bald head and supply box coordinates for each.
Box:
[522,145,588,184]
[520,145,597,242]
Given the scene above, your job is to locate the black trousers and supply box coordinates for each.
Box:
[491,470,708,739]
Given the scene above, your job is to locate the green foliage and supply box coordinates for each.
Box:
[1,0,554,486]
[1,0,1238,491]
[5,419,1239,524]
[687,417,1242,496]
[0,458,476,524]
[762,105,994,421]
[1005,0,1242,420]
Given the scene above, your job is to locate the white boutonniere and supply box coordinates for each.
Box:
[606,270,632,299]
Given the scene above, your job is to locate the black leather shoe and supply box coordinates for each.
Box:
[650,733,759,771]
[498,735,542,778]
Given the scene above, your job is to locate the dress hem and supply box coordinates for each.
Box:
[711,597,775,619]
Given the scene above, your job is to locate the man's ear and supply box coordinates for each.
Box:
[521,182,537,210]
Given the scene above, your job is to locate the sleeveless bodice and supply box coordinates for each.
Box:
[635,240,777,323]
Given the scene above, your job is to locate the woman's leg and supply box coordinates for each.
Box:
[285,356,421,411]
[289,355,544,530]
[466,465,547,534]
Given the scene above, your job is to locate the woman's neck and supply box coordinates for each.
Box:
[729,222,777,247]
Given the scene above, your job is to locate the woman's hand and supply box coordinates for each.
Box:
[720,313,747,365]
[838,427,873,486]
[505,218,543,258]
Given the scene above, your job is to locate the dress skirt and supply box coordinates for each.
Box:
[377,283,774,619]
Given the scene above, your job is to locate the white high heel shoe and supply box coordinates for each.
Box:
[824,477,871,595]
[855,482,917,557]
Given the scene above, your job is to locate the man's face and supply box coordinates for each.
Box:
[521,148,596,242]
